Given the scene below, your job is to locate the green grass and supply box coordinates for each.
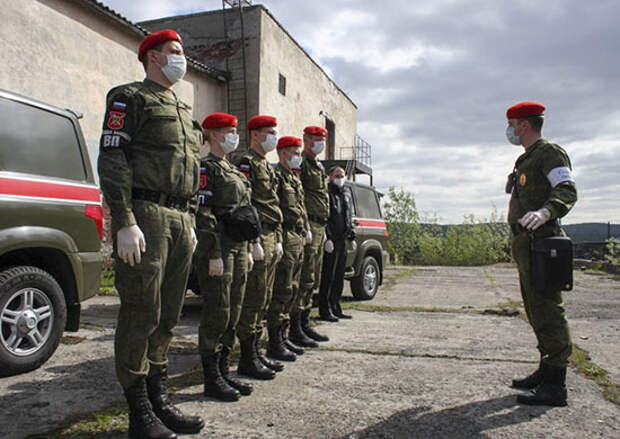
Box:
[571,344,620,406]
[340,301,523,317]
[381,267,419,291]
[98,267,118,296]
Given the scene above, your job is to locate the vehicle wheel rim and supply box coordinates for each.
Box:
[363,264,377,293]
[1,288,54,356]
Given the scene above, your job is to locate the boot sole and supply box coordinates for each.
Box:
[516,396,568,407]
[289,339,319,348]
[266,352,296,362]
[203,390,240,402]
[238,369,276,380]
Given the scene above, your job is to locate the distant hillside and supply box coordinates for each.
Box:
[562,223,620,243]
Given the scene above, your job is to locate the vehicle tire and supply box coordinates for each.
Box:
[351,256,380,300]
[0,266,66,377]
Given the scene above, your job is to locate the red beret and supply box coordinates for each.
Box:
[304,126,327,136]
[202,112,238,129]
[247,115,277,131]
[138,29,183,61]
[277,136,302,149]
[506,101,545,119]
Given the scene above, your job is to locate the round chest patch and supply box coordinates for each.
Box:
[519,173,527,186]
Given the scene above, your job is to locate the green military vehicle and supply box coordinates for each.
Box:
[342,181,389,300]
[0,89,103,376]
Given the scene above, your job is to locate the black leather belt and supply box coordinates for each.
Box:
[308,214,327,225]
[132,188,190,212]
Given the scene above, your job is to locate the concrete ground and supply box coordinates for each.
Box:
[0,265,618,438]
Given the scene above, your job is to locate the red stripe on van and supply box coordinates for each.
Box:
[354,218,386,229]
[0,177,100,203]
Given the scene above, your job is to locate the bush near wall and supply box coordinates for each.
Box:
[382,187,511,266]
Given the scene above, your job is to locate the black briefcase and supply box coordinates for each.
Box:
[531,236,573,291]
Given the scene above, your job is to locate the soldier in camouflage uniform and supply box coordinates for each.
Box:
[195,112,254,402]
[98,30,204,438]
[236,115,285,378]
[505,102,577,407]
[266,136,309,361]
[294,126,331,344]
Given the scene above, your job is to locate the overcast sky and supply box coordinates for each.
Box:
[104,0,620,224]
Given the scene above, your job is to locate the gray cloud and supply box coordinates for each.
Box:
[103,0,620,223]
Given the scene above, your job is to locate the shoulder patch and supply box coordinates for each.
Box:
[200,167,208,189]
[239,163,251,181]
[106,111,126,130]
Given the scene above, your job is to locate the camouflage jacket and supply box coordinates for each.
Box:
[97,78,202,230]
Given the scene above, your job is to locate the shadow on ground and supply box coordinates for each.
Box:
[342,394,551,439]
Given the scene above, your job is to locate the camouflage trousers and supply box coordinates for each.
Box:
[113,201,194,389]
[197,233,248,355]
[237,228,278,341]
[267,229,304,327]
[512,232,572,367]
[297,220,325,314]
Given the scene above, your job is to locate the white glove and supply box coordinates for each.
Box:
[117,225,146,267]
[350,240,357,251]
[190,228,198,253]
[209,258,224,277]
[305,229,313,245]
[324,239,334,254]
[252,242,265,261]
[519,208,551,231]
[248,252,254,272]
[276,242,284,262]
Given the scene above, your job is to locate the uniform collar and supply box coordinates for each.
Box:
[143,78,173,94]
[303,152,317,163]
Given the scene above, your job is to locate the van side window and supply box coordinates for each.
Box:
[353,186,381,219]
[0,98,87,180]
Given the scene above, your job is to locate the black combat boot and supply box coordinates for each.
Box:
[146,372,205,434]
[289,312,319,347]
[124,377,177,439]
[238,336,276,380]
[219,346,253,395]
[201,352,241,401]
[256,330,284,372]
[512,360,545,389]
[517,364,568,407]
[301,309,329,342]
[318,293,338,322]
[332,301,352,320]
[267,325,297,362]
[282,322,305,355]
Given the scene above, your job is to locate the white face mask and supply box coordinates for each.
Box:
[219,132,239,154]
[332,177,345,188]
[261,134,278,152]
[312,140,325,154]
[506,125,521,146]
[161,54,187,84]
[287,154,303,169]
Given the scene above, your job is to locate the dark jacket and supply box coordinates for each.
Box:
[325,182,355,241]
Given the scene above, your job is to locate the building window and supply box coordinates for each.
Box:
[278,73,286,96]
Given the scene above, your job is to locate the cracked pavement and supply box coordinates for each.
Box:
[0,265,619,438]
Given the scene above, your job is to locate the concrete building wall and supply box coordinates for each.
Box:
[0,0,224,172]
[140,5,358,163]
[140,8,262,148]
[258,8,358,162]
